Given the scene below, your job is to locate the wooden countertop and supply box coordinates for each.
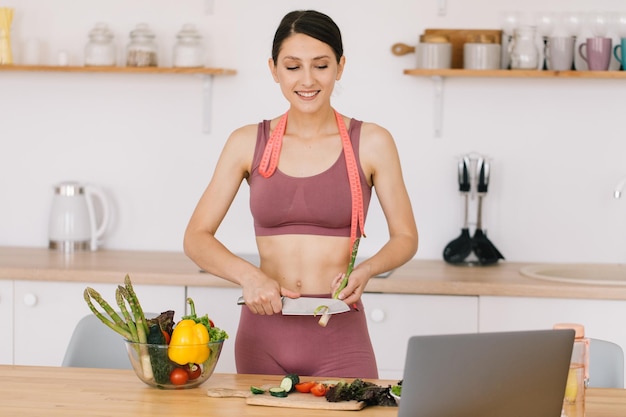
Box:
[2,246,626,300]
[0,366,397,417]
[0,365,624,417]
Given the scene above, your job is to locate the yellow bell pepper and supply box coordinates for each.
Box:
[167,319,210,365]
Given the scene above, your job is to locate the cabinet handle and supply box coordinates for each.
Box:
[370,308,386,323]
[23,293,38,307]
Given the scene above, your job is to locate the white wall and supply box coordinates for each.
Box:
[2,0,626,264]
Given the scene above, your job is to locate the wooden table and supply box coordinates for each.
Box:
[0,365,625,417]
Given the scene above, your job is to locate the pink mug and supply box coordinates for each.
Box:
[578,37,612,71]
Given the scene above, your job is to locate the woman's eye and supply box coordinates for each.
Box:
[286,66,299,71]
[316,65,328,69]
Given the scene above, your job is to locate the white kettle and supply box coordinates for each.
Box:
[48,181,110,252]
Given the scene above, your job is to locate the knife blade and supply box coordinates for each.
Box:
[236,296,350,316]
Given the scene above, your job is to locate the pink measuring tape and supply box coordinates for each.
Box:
[258,109,366,247]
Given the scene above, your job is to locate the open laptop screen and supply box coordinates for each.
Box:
[398,329,575,417]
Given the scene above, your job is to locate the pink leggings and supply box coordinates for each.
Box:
[235,296,378,378]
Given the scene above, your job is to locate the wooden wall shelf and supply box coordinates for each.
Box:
[0,64,236,75]
[403,68,626,137]
[0,65,237,133]
[404,68,626,79]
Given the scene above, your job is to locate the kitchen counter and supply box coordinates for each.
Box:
[1,246,626,300]
[0,365,624,417]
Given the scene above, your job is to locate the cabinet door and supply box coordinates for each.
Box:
[186,286,241,374]
[362,293,479,380]
[479,296,626,386]
[13,280,186,366]
[0,280,13,365]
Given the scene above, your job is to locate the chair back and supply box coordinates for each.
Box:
[63,314,149,369]
[588,338,624,388]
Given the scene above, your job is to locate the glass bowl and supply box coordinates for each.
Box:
[124,339,224,389]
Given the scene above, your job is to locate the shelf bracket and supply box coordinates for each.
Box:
[432,75,444,138]
[437,0,447,16]
[202,75,214,134]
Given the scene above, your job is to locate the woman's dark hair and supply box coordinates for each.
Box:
[271,10,343,64]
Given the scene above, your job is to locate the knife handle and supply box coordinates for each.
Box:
[236,296,245,305]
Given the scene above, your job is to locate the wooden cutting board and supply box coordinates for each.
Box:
[207,388,366,411]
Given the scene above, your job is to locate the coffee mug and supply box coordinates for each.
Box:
[578,37,612,71]
[415,42,452,69]
[463,43,501,70]
[546,36,575,71]
[613,38,626,70]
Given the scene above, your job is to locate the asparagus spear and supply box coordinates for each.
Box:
[318,238,360,327]
[83,275,153,380]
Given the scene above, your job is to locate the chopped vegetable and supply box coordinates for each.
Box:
[280,373,300,393]
[269,387,288,397]
[310,383,328,397]
[250,386,265,395]
[325,378,397,406]
[295,381,316,393]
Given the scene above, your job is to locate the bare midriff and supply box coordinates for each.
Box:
[256,234,351,294]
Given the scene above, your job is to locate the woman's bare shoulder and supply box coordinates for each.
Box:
[358,121,397,152]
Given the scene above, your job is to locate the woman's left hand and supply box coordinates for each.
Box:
[330,267,369,306]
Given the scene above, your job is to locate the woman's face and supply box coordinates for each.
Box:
[269,33,345,113]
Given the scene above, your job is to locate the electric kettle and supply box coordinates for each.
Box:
[48,181,110,252]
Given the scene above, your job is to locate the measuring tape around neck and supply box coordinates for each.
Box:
[258,109,366,247]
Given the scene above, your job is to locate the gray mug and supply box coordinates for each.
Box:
[546,36,575,71]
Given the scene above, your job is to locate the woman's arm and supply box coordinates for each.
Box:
[334,122,418,305]
[183,125,293,314]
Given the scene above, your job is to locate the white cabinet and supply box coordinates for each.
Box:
[186,286,242,374]
[362,293,479,380]
[479,296,626,387]
[0,280,13,365]
[13,280,186,366]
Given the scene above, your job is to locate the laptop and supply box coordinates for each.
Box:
[398,329,575,417]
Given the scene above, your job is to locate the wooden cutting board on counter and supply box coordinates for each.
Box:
[424,28,503,68]
[207,388,366,410]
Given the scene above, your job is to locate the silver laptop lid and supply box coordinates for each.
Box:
[398,329,575,417]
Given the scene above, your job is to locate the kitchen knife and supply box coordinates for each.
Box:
[236,296,350,316]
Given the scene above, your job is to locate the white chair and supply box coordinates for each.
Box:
[588,338,624,388]
[62,314,134,369]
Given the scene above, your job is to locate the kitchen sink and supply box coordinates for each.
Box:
[520,264,626,286]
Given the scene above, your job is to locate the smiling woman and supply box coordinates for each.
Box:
[183,9,418,379]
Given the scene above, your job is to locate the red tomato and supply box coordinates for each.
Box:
[162,330,171,345]
[186,363,202,380]
[169,368,189,385]
[295,381,316,393]
[310,383,327,397]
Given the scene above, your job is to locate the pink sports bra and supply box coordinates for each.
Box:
[249,118,371,237]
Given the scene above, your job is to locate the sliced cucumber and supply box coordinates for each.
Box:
[269,387,288,398]
[250,386,265,395]
[280,373,300,393]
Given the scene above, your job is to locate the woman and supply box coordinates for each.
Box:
[184,10,417,378]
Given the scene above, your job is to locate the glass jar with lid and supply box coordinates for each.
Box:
[84,23,116,66]
[126,23,158,67]
[173,23,204,68]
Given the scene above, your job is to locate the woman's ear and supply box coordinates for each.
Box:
[336,55,346,81]
[268,58,279,83]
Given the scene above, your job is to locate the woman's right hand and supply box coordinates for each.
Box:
[242,277,300,315]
